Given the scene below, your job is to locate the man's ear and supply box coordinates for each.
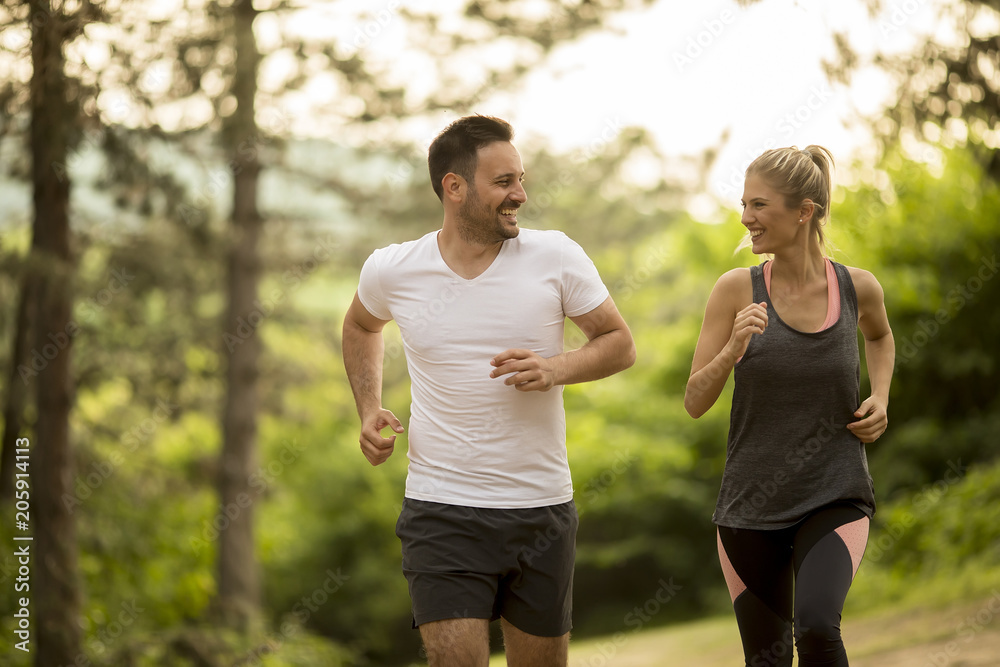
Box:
[442,172,466,204]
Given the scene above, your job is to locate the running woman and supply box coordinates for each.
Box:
[684,146,894,666]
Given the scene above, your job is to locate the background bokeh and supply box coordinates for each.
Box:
[1,0,998,665]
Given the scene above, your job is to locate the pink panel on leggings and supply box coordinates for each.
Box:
[834,517,870,579]
[717,529,747,602]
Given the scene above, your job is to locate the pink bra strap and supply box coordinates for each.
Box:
[762,258,840,331]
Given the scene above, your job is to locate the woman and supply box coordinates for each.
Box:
[684,146,894,666]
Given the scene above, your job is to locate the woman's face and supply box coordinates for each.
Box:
[740,173,806,254]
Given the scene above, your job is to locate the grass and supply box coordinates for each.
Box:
[486,586,1000,666]
[487,614,738,667]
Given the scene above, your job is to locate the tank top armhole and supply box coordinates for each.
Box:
[751,263,768,303]
[736,264,768,365]
[834,261,860,324]
[819,258,841,330]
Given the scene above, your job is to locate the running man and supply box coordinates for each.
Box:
[342,115,636,666]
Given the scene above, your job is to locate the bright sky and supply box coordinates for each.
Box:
[492,0,947,178]
[306,0,962,215]
[472,0,955,206]
[0,0,974,229]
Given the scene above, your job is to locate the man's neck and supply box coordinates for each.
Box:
[436,224,504,280]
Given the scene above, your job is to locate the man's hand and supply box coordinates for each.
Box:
[490,349,557,392]
[360,409,404,466]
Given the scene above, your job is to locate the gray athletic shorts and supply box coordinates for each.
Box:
[395,498,578,637]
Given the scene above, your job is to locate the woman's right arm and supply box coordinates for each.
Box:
[684,269,766,418]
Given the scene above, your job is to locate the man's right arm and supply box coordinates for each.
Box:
[342,291,404,466]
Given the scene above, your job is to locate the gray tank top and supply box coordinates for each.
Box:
[713,260,876,529]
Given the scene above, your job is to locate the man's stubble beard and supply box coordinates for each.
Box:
[458,186,518,246]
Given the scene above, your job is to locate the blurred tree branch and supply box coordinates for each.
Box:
[826,0,999,180]
[0,1,663,661]
[732,1,997,179]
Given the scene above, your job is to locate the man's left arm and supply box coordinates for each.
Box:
[490,296,636,392]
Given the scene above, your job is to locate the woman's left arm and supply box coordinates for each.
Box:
[847,267,895,443]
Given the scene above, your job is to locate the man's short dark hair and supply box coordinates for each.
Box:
[427,115,514,201]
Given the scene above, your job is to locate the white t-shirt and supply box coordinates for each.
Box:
[357,228,610,508]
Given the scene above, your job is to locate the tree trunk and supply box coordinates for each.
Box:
[28,0,83,663]
[0,277,37,504]
[215,0,262,630]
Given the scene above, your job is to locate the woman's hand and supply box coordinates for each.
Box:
[847,396,888,443]
[727,301,769,360]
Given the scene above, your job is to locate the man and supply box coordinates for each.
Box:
[342,115,635,666]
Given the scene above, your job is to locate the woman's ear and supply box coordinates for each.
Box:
[799,199,816,224]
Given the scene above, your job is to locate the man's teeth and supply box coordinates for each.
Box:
[500,208,517,216]
[750,230,763,238]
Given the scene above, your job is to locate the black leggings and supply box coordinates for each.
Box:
[717,504,870,667]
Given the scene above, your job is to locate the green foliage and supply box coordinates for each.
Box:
[2,136,998,664]
[848,458,1000,611]
[831,146,1000,497]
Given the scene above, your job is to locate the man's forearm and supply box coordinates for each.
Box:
[553,328,635,385]
[342,320,386,420]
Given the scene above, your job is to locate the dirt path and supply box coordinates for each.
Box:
[490,593,1000,666]
[845,594,1000,667]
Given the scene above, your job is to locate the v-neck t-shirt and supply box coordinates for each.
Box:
[358,228,610,508]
